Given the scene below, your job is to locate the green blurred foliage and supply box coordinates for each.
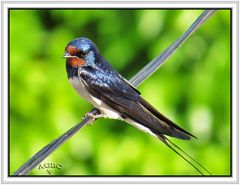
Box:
[10,9,230,176]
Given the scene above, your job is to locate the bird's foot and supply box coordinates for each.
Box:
[84,108,102,125]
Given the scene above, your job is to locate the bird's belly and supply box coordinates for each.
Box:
[69,77,121,119]
[69,77,95,104]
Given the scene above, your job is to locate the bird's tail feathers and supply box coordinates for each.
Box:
[157,135,212,176]
[139,98,196,139]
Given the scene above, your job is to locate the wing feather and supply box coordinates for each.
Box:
[79,66,194,140]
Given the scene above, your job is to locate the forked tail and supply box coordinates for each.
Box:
[157,135,212,176]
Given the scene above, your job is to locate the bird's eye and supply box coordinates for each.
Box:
[80,51,87,58]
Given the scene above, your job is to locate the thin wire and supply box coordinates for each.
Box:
[14,109,101,175]
[130,10,216,87]
[13,10,216,176]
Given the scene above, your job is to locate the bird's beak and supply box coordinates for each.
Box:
[63,52,75,58]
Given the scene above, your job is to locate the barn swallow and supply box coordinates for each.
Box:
[63,37,210,175]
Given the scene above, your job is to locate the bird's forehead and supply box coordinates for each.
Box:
[69,39,91,52]
[65,45,79,54]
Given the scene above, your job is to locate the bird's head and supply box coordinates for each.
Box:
[64,37,99,68]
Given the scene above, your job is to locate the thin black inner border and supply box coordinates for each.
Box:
[7,8,232,177]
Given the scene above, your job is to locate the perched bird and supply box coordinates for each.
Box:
[64,37,210,175]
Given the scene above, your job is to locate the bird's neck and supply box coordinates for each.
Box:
[66,63,78,79]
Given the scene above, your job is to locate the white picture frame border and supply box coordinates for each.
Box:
[1,0,238,184]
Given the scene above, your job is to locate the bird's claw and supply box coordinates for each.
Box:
[83,108,102,125]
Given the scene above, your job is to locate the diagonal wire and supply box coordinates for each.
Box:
[13,109,101,176]
[13,9,216,176]
[130,10,216,87]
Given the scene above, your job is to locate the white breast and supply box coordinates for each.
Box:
[69,77,121,120]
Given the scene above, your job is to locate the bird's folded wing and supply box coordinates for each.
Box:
[80,66,195,140]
